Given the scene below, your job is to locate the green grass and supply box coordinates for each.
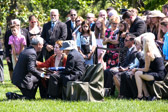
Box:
[0,60,168,112]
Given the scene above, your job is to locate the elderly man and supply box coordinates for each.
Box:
[99,10,109,28]
[4,19,28,80]
[6,36,44,99]
[48,40,86,99]
[86,13,95,31]
[41,9,67,60]
[66,9,78,40]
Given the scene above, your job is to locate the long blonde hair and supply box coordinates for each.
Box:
[94,17,106,39]
[141,33,161,57]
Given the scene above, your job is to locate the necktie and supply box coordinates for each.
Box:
[51,22,55,31]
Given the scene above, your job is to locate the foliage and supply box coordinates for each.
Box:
[0,0,168,33]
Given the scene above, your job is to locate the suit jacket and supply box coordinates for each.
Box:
[60,49,86,84]
[129,17,147,37]
[41,21,67,47]
[66,20,74,40]
[121,45,137,68]
[12,46,41,90]
[37,54,67,68]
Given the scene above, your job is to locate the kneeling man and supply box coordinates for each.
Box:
[10,36,44,99]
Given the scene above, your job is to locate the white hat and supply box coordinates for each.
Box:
[60,40,76,50]
[148,10,165,18]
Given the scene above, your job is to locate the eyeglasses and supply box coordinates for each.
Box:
[51,15,57,17]
[83,25,88,28]
[124,39,130,42]
[76,20,81,23]
[111,23,118,25]
[31,21,37,24]
[71,14,76,16]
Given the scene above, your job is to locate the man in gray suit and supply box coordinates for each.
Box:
[7,36,45,99]
[41,9,67,60]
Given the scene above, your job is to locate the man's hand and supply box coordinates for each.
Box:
[46,45,54,52]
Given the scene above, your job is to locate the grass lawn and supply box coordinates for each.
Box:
[0,60,168,112]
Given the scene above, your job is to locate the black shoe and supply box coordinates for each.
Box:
[136,96,143,100]
[6,92,15,99]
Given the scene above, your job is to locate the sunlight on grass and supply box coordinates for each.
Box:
[0,60,168,112]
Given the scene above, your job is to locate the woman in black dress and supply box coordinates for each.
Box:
[132,33,166,100]
[27,15,43,61]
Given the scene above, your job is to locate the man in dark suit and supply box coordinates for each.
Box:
[122,9,147,37]
[48,40,86,99]
[41,9,67,60]
[104,33,137,96]
[4,19,29,81]
[86,13,95,31]
[66,9,78,40]
[7,36,44,99]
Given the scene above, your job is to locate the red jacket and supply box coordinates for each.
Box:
[37,54,67,68]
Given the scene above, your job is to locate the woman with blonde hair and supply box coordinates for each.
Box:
[94,17,106,69]
[103,15,120,69]
[132,32,166,100]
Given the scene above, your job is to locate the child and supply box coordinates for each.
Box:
[118,20,129,65]
[8,24,26,69]
[94,17,106,69]
[77,20,97,65]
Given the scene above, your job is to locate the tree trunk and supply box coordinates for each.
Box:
[6,0,17,30]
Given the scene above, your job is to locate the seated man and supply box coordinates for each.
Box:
[48,40,86,99]
[104,33,137,96]
[6,36,44,99]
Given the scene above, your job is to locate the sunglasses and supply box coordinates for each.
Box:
[83,25,88,28]
[31,21,37,23]
[71,14,76,16]
[87,17,91,19]
[111,23,118,25]
[51,15,57,17]
[76,20,81,23]
[124,39,130,42]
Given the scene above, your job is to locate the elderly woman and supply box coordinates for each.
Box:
[132,33,166,100]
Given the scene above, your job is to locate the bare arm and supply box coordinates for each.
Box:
[11,44,17,62]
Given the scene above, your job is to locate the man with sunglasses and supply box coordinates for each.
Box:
[104,33,138,96]
[66,9,78,40]
[41,9,67,60]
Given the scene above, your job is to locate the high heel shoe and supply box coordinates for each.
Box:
[136,96,143,100]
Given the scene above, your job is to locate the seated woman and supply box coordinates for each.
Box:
[37,40,67,68]
[36,40,67,98]
[132,33,166,100]
[48,40,86,99]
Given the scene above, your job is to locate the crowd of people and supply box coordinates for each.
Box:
[1,4,168,100]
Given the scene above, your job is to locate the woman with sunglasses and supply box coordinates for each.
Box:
[27,15,43,61]
[76,20,97,65]
[27,15,42,45]
[103,15,120,69]
[72,16,84,41]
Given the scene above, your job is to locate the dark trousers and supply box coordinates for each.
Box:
[120,72,137,99]
[48,73,73,99]
[104,69,117,96]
